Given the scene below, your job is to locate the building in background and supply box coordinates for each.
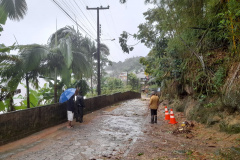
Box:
[119,72,128,82]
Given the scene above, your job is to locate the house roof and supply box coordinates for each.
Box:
[136,72,146,79]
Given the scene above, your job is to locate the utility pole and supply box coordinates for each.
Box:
[54,19,58,103]
[87,6,109,96]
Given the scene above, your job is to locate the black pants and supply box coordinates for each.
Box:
[151,109,157,116]
[76,107,83,122]
[150,109,157,123]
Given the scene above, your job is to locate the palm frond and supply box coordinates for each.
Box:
[60,63,71,87]
[48,26,78,48]
[19,44,49,72]
[0,0,27,21]
[59,37,73,69]
[0,54,20,63]
[100,43,110,56]
[72,51,91,78]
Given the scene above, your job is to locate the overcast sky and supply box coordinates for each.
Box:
[0,0,153,62]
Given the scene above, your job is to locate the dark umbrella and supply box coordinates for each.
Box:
[59,88,76,103]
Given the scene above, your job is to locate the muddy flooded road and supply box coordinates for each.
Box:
[1,97,240,160]
[0,99,149,160]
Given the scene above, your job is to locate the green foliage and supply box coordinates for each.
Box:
[12,83,50,109]
[37,82,54,104]
[218,147,240,160]
[119,0,127,3]
[0,44,16,53]
[139,56,154,75]
[0,0,27,37]
[72,79,89,96]
[119,31,134,54]
[128,73,140,91]
[204,102,216,108]
[0,99,9,112]
[19,90,39,108]
[0,0,27,21]
[220,122,240,134]
[137,153,144,156]
[0,25,113,112]
[118,0,240,100]
[101,77,125,94]
[47,26,92,87]
[149,84,158,90]
[0,6,7,25]
[213,67,226,90]
[217,0,240,55]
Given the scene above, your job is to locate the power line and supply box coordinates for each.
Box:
[60,0,75,17]
[108,9,120,39]
[63,0,91,30]
[87,5,109,96]
[83,0,119,51]
[73,0,97,33]
[94,0,120,49]
[52,0,127,62]
[81,0,97,23]
[59,0,96,38]
[51,0,95,40]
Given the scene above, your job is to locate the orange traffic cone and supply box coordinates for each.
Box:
[165,110,170,120]
[165,106,168,112]
[169,113,178,124]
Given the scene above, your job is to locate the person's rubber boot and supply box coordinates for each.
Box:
[151,116,154,124]
[154,116,157,123]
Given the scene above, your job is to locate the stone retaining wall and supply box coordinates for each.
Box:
[0,91,141,146]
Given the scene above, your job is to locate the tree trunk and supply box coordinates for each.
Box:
[26,73,30,108]
[91,56,93,95]
[9,92,14,111]
[91,74,93,95]
[54,67,57,103]
[179,37,206,73]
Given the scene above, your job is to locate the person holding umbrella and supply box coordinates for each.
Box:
[67,95,75,128]
[59,88,76,129]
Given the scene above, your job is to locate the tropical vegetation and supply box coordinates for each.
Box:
[119,0,240,133]
[0,24,113,112]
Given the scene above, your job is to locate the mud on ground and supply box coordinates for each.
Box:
[126,99,240,160]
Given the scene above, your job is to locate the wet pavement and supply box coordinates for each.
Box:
[2,97,239,160]
[0,99,149,160]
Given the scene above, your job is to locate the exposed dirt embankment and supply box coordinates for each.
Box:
[169,96,240,134]
[222,62,240,111]
[126,98,240,160]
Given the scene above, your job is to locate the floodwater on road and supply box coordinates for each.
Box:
[0,99,149,160]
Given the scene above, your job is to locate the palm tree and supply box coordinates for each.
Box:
[0,44,49,110]
[47,26,91,101]
[79,37,97,94]
[0,0,28,21]
[19,44,49,108]
[99,43,112,69]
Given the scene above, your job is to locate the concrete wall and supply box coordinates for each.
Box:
[0,91,141,145]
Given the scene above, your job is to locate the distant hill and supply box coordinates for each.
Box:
[105,57,145,77]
